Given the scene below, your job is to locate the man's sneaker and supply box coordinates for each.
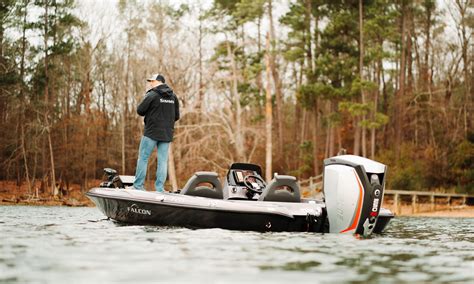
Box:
[125,186,141,190]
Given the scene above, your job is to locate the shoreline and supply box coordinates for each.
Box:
[383,204,474,218]
[2,198,473,218]
[1,181,473,216]
[404,206,474,218]
[0,198,93,207]
[0,180,95,207]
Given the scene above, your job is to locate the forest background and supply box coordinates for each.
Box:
[0,0,472,198]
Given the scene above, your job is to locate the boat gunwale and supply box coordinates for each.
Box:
[85,189,312,219]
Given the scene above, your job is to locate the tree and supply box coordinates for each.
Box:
[264,32,273,182]
[1,0,473,197]
[448,0,472,138]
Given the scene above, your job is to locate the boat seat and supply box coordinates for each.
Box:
[180,171,223,199]
[258,174,301,203]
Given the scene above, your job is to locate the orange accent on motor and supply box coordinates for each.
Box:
[340,171,364,233]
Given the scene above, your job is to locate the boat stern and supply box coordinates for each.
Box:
[323,155,389,237]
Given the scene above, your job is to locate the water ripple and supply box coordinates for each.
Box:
[0,206,473,283]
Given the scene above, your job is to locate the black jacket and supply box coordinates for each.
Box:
[137,84,180,142]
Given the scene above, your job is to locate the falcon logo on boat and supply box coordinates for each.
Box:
[127,204,151,215]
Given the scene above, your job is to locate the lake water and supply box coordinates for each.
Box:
[1,206,473,283]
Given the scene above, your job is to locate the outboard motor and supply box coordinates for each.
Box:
[323,155,387,237]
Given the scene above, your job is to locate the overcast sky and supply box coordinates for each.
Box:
[73,0,290,49]
[73,0,463,49]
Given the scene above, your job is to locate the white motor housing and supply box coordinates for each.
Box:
[323,155,387,236]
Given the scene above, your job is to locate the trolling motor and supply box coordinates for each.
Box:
[99,168,123,188]
[323,155,387,237]
[99,168,135,189]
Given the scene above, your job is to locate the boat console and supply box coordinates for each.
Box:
[177,163,301,203]
[223,163,267,200]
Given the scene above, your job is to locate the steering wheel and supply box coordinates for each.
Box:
[243,175,266,194]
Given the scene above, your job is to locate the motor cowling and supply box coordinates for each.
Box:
[323,155,387,237]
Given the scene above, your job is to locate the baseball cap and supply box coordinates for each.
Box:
[146,73,165,83]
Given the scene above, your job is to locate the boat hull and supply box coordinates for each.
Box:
[87,189,327,233]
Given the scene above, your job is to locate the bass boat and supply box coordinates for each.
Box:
[86,155,394,236]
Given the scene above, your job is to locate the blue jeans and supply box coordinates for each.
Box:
[133,136,170,192]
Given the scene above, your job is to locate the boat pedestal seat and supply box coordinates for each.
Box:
[258,174,301,203]
[180,171,223,199]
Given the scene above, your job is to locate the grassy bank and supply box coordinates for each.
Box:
[0,181,94,207]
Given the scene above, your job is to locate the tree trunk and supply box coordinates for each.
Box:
[324,123,330,158]
[312,3,320,175]
[198,9,204,112]
[421,0,433,94]
[312,102,319,176]
[294,99,301,170]
[0,8,3,130]
[20,1,31,194]
[305,0,314,74]
[256,16,264,116]
[47,124,57,196]
[371,57,382,160]
[0,12,3,61]
[227,41,245,161]
[122,25,132,175]
[359,0,367,157]
[395,2,407,161]
[268,0,283,160]
[43,1,57,196]
[264,32,273,182]
[329,125,335,157]
[300,109,307,144]
[353,117,360,156]
[21,124,31,195]
[65,58,71,183]
[455,0,471,137]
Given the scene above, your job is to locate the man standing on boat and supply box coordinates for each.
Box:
[133,74,180,192]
